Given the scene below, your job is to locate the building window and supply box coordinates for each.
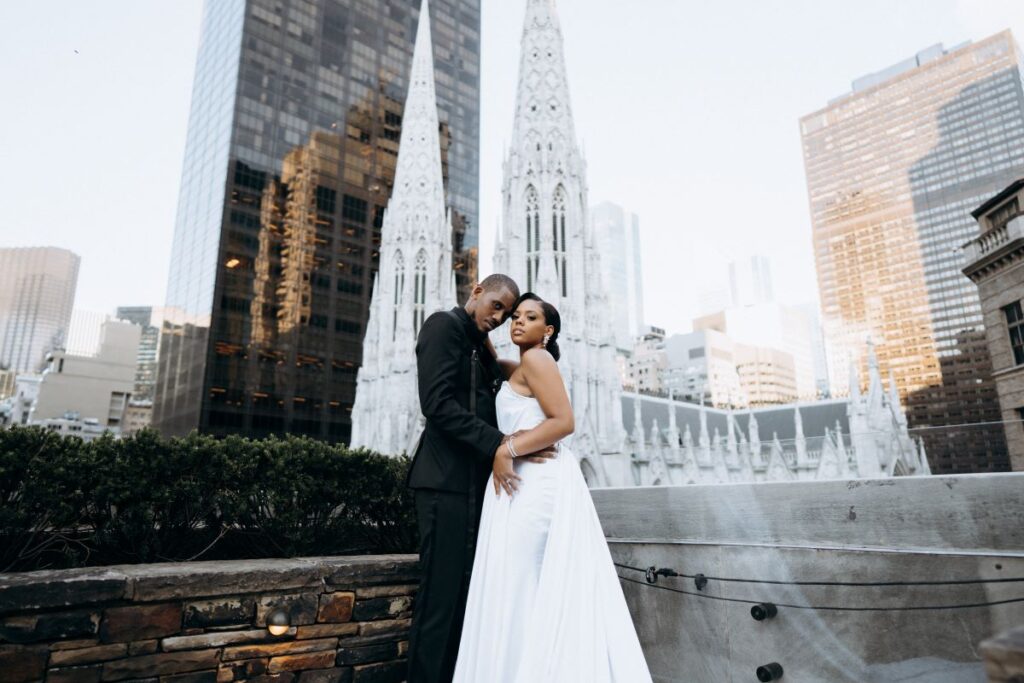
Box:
[393,251,404,341]
[525,186,539,290]
[413,250,427,336]
[553,185,567,297]
[1005,301,1024,365]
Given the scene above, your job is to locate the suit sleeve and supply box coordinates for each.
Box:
[417,313,504,463]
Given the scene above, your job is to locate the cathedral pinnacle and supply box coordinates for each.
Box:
[350,0,455,455]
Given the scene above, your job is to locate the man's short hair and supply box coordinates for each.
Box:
[479,273,520,299]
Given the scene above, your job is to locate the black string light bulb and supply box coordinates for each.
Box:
[750,603,778,621]
[756,662,784,681]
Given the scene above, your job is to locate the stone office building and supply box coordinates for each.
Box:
[963,178,1024,470]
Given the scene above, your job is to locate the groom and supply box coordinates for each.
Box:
[406,274,552,682]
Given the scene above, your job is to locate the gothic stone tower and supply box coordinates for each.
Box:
[351,0,456,455]
[493,0,627,486]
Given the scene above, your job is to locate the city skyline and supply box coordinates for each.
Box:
[3,1,1023,337]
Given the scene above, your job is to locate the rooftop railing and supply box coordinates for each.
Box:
[964,215,1024,266]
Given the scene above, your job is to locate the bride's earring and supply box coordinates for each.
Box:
[542,334,550,348]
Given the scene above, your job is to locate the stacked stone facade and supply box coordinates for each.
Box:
[0,555,417,683]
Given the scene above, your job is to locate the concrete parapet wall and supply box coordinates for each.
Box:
[592,474,1024,683]
[0,555,418,683]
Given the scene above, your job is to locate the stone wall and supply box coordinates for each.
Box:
[0,555,418,683]
[975,252,1024,471]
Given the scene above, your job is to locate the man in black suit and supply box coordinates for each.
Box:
[406,274,551,682]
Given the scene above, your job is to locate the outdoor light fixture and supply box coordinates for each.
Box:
[750,603,778,621]
[266,609,290,636]
[756,662,784,681]
[225,257,241,268]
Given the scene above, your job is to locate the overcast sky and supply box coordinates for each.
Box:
[1,1,1022,335]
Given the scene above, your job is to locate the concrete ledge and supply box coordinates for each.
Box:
[0,567,133,614]
[592,473,1024,553]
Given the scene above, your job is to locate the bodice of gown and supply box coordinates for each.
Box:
[495,384,548,434]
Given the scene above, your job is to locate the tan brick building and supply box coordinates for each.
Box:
[801,32,1024,473]
[963,179,1024,470]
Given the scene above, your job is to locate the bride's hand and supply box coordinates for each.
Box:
[507,429,557,464]
[492,442,522,497]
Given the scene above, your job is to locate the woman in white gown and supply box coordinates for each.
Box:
[452,294,652,683]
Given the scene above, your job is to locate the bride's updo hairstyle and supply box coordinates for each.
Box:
[512,292,561,362]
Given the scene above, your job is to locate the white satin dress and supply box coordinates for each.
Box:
[452,383,652,683]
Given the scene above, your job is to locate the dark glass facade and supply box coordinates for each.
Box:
[115,306,161,404]
[154,0,481,441]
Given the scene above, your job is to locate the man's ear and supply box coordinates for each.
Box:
[470,284,484,299]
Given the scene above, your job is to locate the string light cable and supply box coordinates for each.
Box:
[613,562,1024,612]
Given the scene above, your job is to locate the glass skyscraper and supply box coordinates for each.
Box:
[154,0,480,441]
[116,306,167,404]
[590,201,645,353]
[801,31,1024,473]
[0,247,80,374]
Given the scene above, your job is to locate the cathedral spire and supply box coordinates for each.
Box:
[494,0,626,482]
[389,0,445,230]
[351,0,454,455]
[511,0,578,157]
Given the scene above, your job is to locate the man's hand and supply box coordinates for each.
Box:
[492,443,522,497]
[512,432,561,464]
[521,444,557,463]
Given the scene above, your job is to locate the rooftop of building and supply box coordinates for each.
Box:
[622,392,851,444]
[972,177,1024,219]
[803,29,1017,119]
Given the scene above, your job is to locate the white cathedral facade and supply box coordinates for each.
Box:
[351,0,929,487]
[490,0,627,487]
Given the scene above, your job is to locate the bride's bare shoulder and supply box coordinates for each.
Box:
[521,347,557,374]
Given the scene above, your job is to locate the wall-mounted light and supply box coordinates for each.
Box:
[756,662,783,681]
[226,258,241,269]
[266,609,290,636]
[750,603,778,621]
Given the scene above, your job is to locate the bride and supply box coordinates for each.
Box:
[452,293,652,683]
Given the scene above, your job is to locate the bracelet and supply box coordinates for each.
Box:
[507,436,520,458]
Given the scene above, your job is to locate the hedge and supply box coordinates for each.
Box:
[0,426,417,572]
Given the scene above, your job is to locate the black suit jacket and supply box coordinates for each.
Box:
[407,307,505,493]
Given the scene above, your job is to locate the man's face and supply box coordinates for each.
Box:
[471,286,517,334]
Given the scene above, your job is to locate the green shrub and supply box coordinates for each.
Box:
[0,427,415,571]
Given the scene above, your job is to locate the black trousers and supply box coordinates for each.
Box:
[407,488,483,683]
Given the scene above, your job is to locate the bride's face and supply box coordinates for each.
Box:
[509,299,553,349]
